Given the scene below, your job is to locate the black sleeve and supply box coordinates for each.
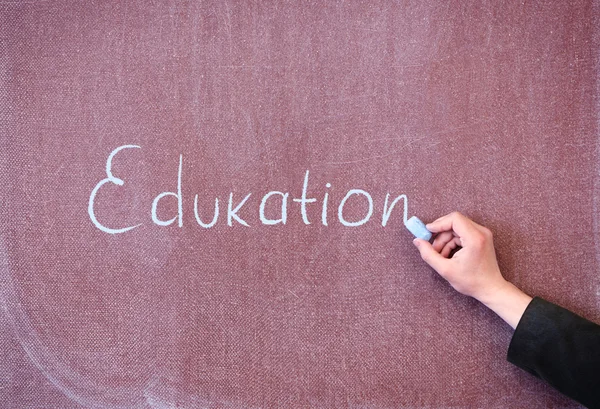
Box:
[507,297,600,409]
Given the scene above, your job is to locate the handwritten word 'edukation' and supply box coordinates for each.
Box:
[88,145,411,234]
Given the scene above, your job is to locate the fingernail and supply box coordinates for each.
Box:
[413,238,420,247]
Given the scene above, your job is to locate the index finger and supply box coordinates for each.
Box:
[425,212,479,237]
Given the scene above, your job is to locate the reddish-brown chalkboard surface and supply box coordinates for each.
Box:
[1,1,599,408]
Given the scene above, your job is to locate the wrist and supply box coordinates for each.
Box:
[475,276,511,306]
[477,280,533,329]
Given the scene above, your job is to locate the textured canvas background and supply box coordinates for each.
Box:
[1,1,599,408]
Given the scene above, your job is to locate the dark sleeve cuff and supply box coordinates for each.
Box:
[507,297,554,377]
[507,296,600,408]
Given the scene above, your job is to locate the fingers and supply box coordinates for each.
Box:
[432,231,455,252]
[425,212,479,237]
[441,237,462,258]
[413,239,448,274]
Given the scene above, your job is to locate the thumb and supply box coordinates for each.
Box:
[413,238,448,274]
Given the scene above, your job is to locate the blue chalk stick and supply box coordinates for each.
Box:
[405,216,432,241]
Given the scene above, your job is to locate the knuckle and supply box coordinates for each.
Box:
[481,227,493,239]
[472,233,486,248]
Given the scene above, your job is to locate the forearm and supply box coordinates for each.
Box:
[477,281,533,329]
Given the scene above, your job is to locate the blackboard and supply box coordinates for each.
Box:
[1,1,599,408]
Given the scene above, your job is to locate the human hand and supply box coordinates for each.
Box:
[412,212,533,329]
[412,212,507,304]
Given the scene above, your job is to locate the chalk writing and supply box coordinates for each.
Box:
[88,145,143,234]
[88,145,412,234]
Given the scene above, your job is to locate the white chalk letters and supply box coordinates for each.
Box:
[89,145,411,233]
[88,145,143,234]
[338,189,373,227]
[151,154,183,227]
